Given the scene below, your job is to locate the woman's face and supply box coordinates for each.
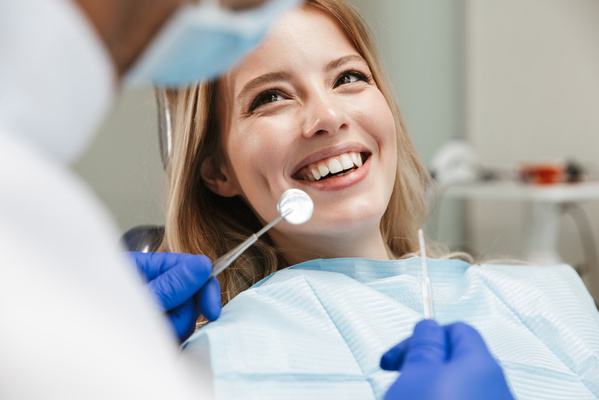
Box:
[211,6,397,251]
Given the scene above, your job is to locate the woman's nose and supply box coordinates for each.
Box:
[301,92,347,139]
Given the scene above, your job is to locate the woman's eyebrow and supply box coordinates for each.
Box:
[325,54,366,72]
[237,71,292,102]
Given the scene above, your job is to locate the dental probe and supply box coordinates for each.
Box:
[210,188,314,278]
[418,229,435,320]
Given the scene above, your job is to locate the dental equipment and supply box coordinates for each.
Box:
[210,188,314,277]
[418,229,435,319]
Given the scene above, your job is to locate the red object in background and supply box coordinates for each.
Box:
[520,164,564,185]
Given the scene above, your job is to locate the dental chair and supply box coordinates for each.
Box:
[121,225,164,252]
[121,90,171,253]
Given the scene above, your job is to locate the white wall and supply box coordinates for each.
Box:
[349,0,466,248]
[465,0,599,298]
[72,88,165,233]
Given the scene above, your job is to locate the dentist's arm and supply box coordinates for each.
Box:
[129,252,221,342]
[381,320,514,400]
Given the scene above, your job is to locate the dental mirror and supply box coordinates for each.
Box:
[210,189,314,277]
[277,188,314,225]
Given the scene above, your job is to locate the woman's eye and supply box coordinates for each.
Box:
[249,90,286,112]
[334,71,369,87]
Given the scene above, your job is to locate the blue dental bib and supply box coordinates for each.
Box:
[184,257,599,399]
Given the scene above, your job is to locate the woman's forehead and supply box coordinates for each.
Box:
[226,5,362,95]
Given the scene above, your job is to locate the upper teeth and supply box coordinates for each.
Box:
[300,151,364,181]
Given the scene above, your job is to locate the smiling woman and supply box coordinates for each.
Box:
[159,0,432,300]
[157,1,599,399]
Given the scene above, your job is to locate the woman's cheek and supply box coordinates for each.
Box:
[228,122,288,190]
[356,92,395,144]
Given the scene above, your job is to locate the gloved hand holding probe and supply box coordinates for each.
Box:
[381,320,514,400]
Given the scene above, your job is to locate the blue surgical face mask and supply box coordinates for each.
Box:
[126,0,301,87]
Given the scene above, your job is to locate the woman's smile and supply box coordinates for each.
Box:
[165,0,433,286]
[291,143,372,191]
[204,4,398,259]
[296,154,371,191]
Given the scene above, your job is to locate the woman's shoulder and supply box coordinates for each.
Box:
[476,262,588,294]
[474,262,598,323]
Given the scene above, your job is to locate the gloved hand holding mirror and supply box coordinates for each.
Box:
[129,188,313,342]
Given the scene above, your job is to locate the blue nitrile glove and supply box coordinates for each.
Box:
[129,252,221,342]
[381,320,514,400]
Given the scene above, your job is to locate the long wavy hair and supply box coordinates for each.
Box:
[158,0,446,305]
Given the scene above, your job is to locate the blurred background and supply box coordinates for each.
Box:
[72,0,599,301]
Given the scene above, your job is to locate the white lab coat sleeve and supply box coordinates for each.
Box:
[0,132,213,399]
[0,0,212,398]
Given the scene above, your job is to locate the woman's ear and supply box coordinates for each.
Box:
[200,156,240,197]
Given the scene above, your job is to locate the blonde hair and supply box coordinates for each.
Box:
[159,0,448,305]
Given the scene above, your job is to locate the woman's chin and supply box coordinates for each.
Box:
[299,209,385,237]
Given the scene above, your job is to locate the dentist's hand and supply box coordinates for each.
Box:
[129,252,221,342]
[381,320,514,400]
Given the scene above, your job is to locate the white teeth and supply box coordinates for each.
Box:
[310,168,321,181]
[353,152,363,167]
[298,151,367,182]
[339,154,354,170]
[327,158,343,174]
[318,164,329,177]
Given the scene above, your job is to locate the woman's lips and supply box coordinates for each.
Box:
[293,154,371,191]
[294,151,365,181]
[291,143,370,177]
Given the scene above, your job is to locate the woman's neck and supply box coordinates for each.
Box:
[271,226,391,266]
